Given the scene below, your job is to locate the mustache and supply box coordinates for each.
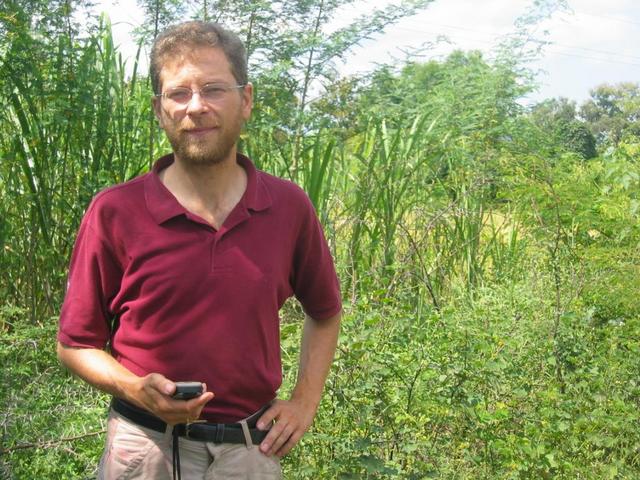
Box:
[180,124,219,131]
[178,120,220,131]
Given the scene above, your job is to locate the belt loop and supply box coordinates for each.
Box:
[164,423,174,444]
[215,424,225,443]
[238,419,253,449]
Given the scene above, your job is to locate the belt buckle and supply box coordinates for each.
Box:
[185,419,206,439]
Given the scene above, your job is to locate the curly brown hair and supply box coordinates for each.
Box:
[150,21,247,94]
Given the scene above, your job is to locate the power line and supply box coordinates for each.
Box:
[396,18,640,62]
[572,9,640,28]
[398,18,507,39]
[531,40,640,62]
[380,20,640,68]
[542,49,640,68]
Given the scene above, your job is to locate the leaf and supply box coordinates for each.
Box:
[545,452,558,468]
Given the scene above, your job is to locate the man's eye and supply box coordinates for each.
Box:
[202,86,227,98]
[166,89,191,102]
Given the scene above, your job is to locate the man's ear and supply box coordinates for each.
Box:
[241,82,253,121]
[152,96,164,127]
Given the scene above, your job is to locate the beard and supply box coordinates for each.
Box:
[162,109,244,166]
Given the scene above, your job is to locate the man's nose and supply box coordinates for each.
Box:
[186,92,208,114]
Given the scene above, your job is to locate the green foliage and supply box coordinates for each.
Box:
[6,280,639,478]
[0,307,110,479]
[529,82,640,155]
[580,82,640,146]
[579,247,640,324]
[316,49,528,138]
[529,98,597,159]
[134,0,186,39]
[555,120,597,160]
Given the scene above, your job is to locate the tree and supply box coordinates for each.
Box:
[556,120,597,159]
[530,97,577,128]
[529,98,597,159]
[314,49,530,144]
[210,0,436,177]
[580,82,640,146]
[134,0,185,40]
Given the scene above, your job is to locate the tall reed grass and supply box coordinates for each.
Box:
[1,19,154,321]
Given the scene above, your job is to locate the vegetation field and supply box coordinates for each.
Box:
[1,1,639,478]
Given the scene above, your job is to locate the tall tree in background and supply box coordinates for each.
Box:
[529,97,597,159]
[1,6,151,319]
[135,0,185,38]
[580,82,640,146]
[0,0,94,92]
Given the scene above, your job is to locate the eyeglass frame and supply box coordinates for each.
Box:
[154,83,247,105]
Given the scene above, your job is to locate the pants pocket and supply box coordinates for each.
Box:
[98,412,169,480]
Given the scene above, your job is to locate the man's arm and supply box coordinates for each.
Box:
[57,343,214,425]
[257,311,341,457]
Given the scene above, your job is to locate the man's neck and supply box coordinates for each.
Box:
[159,150,248,228]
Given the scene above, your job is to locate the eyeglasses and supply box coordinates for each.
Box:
[156,83,246,105]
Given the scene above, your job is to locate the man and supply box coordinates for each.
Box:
[57,21,341,479]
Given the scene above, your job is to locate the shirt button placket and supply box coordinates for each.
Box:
[210,233,218,272]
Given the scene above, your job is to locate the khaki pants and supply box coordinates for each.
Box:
[98,409,282,480]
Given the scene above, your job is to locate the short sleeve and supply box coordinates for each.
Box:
[290,197,341,320]
[57,208,123,349]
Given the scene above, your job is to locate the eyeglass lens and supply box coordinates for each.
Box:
[164,84,240,104]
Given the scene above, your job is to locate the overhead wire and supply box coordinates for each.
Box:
[571,9,640,28]
[395,16,640,61]
[372,16,640,68]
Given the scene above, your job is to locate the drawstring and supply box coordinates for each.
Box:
[172,427,181,480]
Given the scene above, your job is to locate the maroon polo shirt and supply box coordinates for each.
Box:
[58,153,341,422]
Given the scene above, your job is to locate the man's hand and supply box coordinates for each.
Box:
[128,373,215,425]
[256,398,316,458]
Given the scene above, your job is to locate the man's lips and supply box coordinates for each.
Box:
[183,126,217,134]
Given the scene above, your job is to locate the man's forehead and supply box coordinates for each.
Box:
[160,45,229,68]
[158,47,232,80]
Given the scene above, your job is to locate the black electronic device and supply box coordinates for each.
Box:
[172,381,204,400]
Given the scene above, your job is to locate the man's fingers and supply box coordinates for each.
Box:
[187,391,215,407]
[259,419,287,454]
[144,372,175,396]
[270,423,295,454]
[259,406,298,456]
[165,391,214,422]
[256,403,280,431]
[275,430,303,458]
[256,399,315,456]
[185,391,215,419]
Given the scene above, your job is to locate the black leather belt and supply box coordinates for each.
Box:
[111,398,269,444]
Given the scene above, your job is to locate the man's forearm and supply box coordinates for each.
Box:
[56,342,214,424]
[256,311,341,457]
[57,342,141,400]
[290,312,341,409]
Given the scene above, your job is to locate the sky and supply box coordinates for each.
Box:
[93,0,640,106]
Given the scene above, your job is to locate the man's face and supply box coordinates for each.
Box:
[153,46,252,166]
